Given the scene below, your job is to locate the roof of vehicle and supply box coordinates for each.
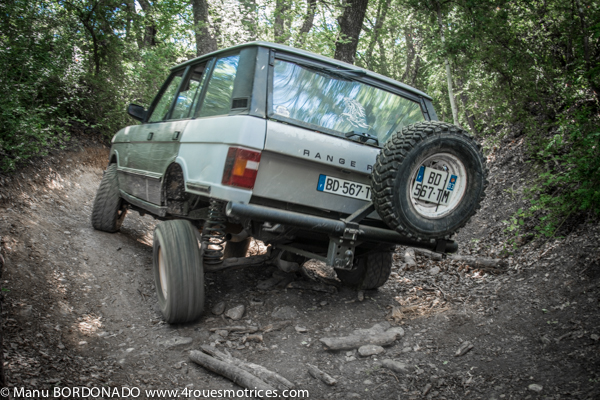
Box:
[175,41,432,100]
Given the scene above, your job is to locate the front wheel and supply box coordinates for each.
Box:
[335,252,392,290]
[91,164,127,232]
[153,220,204,323]
[371,121,487,241]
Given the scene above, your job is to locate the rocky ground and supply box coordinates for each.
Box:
[0,137,598,400]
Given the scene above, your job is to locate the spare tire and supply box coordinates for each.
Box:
[371,121,487,241]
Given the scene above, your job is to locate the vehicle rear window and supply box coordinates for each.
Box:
[272,60,424,144]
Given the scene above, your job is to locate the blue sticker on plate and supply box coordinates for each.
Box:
[447,175,457,191]
[317,174,326,191]
[416,166,425,183]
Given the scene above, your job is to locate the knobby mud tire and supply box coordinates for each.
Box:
[371,121,488,241]
[91,164,127,233]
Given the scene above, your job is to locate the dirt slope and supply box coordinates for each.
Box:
[0,140,598,399]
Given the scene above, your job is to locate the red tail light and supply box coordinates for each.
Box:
[222,147,262,189]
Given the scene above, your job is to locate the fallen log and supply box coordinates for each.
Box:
[319,330,399,351]
[307,364,337,386]
[189,350,275,398]
[200,345,294,390]
[261,320,292,333]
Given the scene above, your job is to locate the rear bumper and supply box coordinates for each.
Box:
[226,202,458,253]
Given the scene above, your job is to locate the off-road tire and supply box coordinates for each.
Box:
[371,121,487,241]
[335,252,393,290]
[91,164,127,232]
[223,238,251,259]
[153,220,204,323]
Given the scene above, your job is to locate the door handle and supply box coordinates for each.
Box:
[147,132,154,140]
[172,131,181,140]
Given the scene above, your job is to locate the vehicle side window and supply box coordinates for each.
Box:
[197,54,240,118]
[147,70,185,123]
[171,62,209,120]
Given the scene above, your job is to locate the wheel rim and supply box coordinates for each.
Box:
[158,246,168,299]
[407,153,467,219]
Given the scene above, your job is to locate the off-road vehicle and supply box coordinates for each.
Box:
[91,41,487,323]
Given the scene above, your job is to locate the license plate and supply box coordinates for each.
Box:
[317,174,371,201]
[412,166,457,205]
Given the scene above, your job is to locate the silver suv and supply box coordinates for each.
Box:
[92,41,487,323]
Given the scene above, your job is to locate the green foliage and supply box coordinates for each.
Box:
[526,107,600,237]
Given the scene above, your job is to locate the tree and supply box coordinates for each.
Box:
[191,0,217,55]
[335,0,370,64]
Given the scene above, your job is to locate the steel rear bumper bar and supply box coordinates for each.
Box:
[225,202,458,254]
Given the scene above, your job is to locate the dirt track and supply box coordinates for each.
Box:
[0,143,599,399]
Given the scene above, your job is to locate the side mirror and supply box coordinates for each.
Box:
[127,104,147,122]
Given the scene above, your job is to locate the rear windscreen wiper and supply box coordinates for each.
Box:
[345,131,379,146]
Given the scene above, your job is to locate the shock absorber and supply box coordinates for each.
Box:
[202,199,227,264]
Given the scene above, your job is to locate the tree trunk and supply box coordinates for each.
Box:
[455,77,477,134]
[401,28,415,82]
[191,0,217,56]
[365,0,390,70]
[435,2,458,125]
[137,0,157,47]
[274,0,291,43]
[297,0,317,46]
[334,0,370,64]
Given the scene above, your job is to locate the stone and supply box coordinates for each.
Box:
[352,322,391,336]
[387,327,405,338]
[164,337,193,348]
[528,384,543,393]
[358,344,384,357]
[429,266,441,275]
[382,359,409,373]
[19,305,33,317]
[591,334,599,341]
[295,326,308,333]
[272,306,298,320]
[225,304,245,320]
[216,330,229,338]
[211,301,226,315]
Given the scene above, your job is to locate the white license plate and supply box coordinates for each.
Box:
[412,166,457,205]
[317,174,371,201]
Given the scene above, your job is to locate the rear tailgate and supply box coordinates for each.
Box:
[252,120,379,214]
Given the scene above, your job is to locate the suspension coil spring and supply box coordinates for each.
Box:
[202,199,227,264]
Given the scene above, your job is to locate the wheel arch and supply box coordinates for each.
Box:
[161,161,188,204]
[108,149,119,167]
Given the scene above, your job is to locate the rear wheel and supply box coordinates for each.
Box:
[153,220,204,323]
[91,164,127,232]
[335,252,393,290]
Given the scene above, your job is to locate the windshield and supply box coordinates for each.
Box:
[272,59,425,145]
